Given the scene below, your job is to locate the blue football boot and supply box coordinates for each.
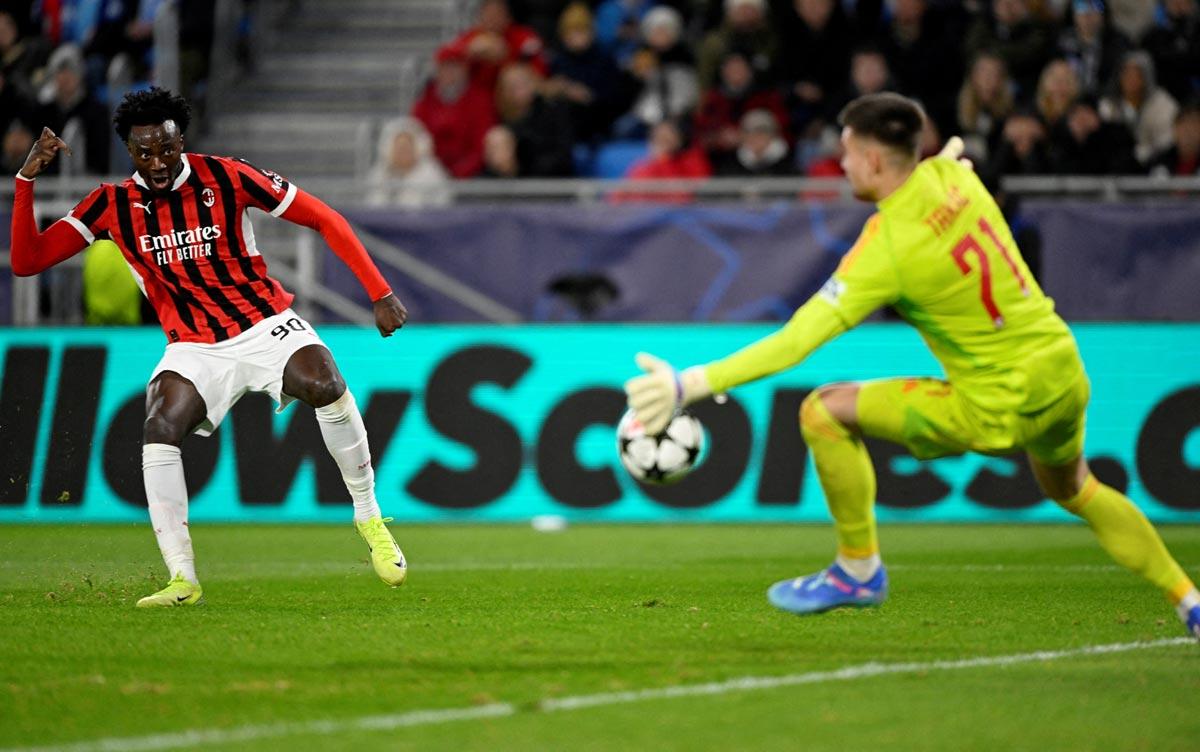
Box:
[1178,600,1200,640]
[768,562,888,615]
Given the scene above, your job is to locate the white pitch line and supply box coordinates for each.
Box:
[6,638,1190,752]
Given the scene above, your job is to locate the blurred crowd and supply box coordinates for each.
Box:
[1,0,219,177]
[374,0,1200,194]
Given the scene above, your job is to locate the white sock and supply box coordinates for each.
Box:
[1176,588,1200,620]
[143,443,198,584]
[836,553,881,582]
[315,390,381,523]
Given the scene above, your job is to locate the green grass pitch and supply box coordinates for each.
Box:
[1,524,1197,751]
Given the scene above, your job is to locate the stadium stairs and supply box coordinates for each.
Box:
[198,0,452,181]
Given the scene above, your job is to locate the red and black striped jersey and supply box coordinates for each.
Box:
[66,154,300,343]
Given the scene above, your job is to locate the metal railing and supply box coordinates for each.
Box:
[6,174,1200,206]
[5,174,1200,327]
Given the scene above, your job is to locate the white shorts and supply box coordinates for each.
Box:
[150,309,327,436]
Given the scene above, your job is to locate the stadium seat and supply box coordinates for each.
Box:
[592,140,649,179]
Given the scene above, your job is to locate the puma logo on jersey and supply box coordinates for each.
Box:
[133,201,153,213]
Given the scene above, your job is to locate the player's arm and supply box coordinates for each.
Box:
[9,128,91,276]
[625,300,848,434]
[278,188,408,337]
[625,214,901,435]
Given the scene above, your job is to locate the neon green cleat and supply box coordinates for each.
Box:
[356,516,407,587]
[136,573,203,608]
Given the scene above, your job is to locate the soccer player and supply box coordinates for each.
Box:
[9,88,409,606]
[624,92,1200,639]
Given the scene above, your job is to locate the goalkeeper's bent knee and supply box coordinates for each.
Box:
[800,390,852,443]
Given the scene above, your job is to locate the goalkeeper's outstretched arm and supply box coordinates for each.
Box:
[624,298,849,434]
[703,297,848,393]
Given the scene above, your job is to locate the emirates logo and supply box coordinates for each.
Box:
[202,188,216,208]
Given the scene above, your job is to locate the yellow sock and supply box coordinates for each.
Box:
[1059,475,1195,603]
[800,392,878,559]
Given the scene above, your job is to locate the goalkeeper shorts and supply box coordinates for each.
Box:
[854,373,1090,467]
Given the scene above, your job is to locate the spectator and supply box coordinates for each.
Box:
[412,44,497,178]
[798,42,892,172]
[963,0,1055,100]
[1099,50,1179,163]
[957,51,1016,161]
[0,67,34,138]
[367,117,451,208]
[613,6,698,139]
[594,0,656,66]
[480,124,521,177]
[2,118,34,174]
[82,1,214,110]
[773,0,853,135]
[1056,0,1132,97]
[495,61,576,176]
[712,107,794,175]
[824,45,893,123]
[1035,58,1081,131]
[176,1,218,111]
[798,126,846,203]
[0,8,48,100]
[33,44,110,174]
[444,0,548,93]
[988,108,1054,174]
[696,0,777,89]
[1142,0,1200,104]
[83,0,145,89]
[1048,95,1140,172]
[508,0,576,44]
[1148,101,1200,175]
[1108,0,1157,40]
[545,2,627,143]
[693,49,788,159]
[878,0,963,134]
[620,119,711,203]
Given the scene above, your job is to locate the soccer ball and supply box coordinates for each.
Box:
[616,408,705,485]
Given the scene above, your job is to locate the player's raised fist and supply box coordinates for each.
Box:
[374,293,408,337]
[19,128,72,179]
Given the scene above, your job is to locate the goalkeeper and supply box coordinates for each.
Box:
[624,93,1199,639]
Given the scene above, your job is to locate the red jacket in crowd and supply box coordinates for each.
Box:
[615,148,712,204]
[444,24,548,93]
[693,89,791,154]
[412,81,498,178]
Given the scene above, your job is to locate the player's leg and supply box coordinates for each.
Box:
[1029,453,1199,638]
[767,382,888,614]
[282,344,406,587]
[137,371,207,607]
[801,383,882,579]
[768,377,978,615]
[282,344,376,521]
[1025,374,1198,637]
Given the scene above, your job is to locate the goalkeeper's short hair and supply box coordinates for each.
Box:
[838,93,925,161]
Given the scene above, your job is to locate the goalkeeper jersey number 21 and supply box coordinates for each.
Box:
[703,156,1083,415]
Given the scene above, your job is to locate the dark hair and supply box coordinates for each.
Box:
[850,43,885,61]
[837,92,925,159]
[1177,100,1200,122]
[112,87,192,141]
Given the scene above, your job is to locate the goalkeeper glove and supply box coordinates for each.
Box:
[624,352,712,435]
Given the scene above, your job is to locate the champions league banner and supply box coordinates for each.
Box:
[1,324,1198,524]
